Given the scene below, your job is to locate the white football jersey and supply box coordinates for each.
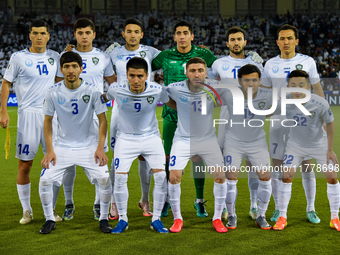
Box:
[209,55,264,86]
[221,87,274,142]
[106,80,169,137]
[262,54,320,96]
[43,79,107,149]
[280,94,334,147]
[166,79,219,141]
[4,48,59,113]
[109,45,160,83]
[57,48,114,93]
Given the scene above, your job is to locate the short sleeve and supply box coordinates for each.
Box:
[104,58,115,77]
[201,48,217,67]
[207,61,219,79]
[159,87,169,103]
[3,54,20,82]
[43,90,55,116]
[151,46,161,59]
[152,51,166,71]
[308,59,321,85]
[106,84,117,101]
[320,102,334,124]
[92,91,108,115]
[261,64,272,88]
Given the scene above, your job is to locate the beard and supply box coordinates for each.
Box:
[230,45,245,55]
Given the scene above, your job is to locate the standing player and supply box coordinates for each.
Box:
[0,20,59,224]
[103,57,175,233]
[261,24,324,223]
[107,19,160,219]
[273,70,340,231]
[152,20,218,217]
[220,64,273,230]
[166,57,227,233]
[39,52,111,234]
[209,26,264,220]
[55,18,115,221]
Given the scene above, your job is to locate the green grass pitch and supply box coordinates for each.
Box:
[0,106,340,255]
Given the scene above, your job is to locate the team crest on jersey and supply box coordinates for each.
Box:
[92,57,99,65]
[272,66,279,73]
[309,111,316,119]
[120,97,128,104]
[82,95,90,103]
[117,54,124,60]
[48,58,54,65]
[296,64,303,70]
[147,96,155,104]
[258,102,265,109]
[139,51,146,58]
[58,96,66,105]
[222,64,229,71]
[25,59,33,67]
[180,95,188,103]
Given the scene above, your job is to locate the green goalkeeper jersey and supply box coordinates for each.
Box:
[152,45,217,122]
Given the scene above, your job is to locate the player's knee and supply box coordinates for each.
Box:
[259,177,270,182]
[153,171,166,185]
[18,160,33,175]
[214,177,225,184]
[169,172,181,184]
[97,177,110,186]
[282,177,293,183]
[326,178,338,185]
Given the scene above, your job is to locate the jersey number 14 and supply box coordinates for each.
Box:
[36,64,49,75]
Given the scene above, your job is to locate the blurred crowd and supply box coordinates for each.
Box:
[1,9,340,91]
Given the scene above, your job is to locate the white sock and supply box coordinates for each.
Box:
[279,181,292,219]
[257,180,272,217]
[39,182,54,221]
[94,183,100,205]
[52,184,60,209]
[152,171,167,222]
[110,160,115,203]
[17,183,32,212]
[226,179,237,217]
[248,171,259,209]
[168,182,182,220]
[327,182,340,220]
[139,160,151,202]
[302,171,316,212]
[114,174,129,222]
[98,179,112,221]
[213,181,227,221]
[63,165,76,205]
[271,171,282,210]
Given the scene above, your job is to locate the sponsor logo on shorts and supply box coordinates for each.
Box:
[147,96,155,104]
[92,57,99,65]
[48,58,54,65]
[83,95,90,103]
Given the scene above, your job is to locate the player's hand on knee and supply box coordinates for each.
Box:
[0,112,10,128]
[327,150,339,165]
[41,152,56,169]
[64,44,75,52]
[95,149,108,166]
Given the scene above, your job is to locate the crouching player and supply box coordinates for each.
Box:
[273,70,340,230]
[39,52,112,234]
[166,57,228,233]
[103,57,176,234]
[221,64,272,230]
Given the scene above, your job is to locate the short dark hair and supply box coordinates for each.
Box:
[277,24,299,39]
[74,18,95,32]
[126,57,148,73]
[174,20,193,34]
[288,70,309,83]
[238,64,261,79]
[123,19,143,32]
[186,57,207,69]
[30,20,49,32]
[60,52,83,68]
[226,26,246,41]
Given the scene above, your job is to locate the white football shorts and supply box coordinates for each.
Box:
[110,103,119,151]
[269,115,290,160]
[39,146,109,185]
[113,133,165,173]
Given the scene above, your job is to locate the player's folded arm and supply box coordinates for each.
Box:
[164,96,176,110]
